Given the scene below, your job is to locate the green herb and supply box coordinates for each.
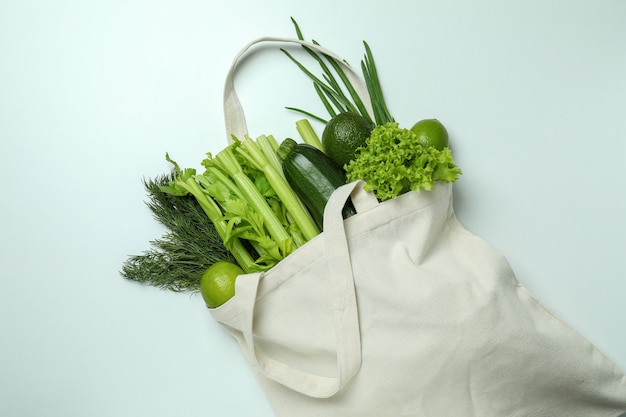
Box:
[345,122,462,201]
[282,18,394,126]
[120,174,236,292]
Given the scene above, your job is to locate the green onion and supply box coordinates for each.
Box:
[284,19,394,126]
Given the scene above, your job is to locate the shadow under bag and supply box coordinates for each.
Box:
[209,36,626,417]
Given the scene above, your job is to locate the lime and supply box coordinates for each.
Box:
[199,261,243,308]
[322,112,373,168]
[410,119,449,150]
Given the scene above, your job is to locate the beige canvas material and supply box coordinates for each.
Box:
[222,36,373,143]
[209,36,626,416]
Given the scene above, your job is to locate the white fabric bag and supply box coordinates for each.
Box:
[210,36,626,417]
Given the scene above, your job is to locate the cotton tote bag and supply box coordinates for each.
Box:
[209,36,626,417]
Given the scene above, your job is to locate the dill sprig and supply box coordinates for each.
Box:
[120,173,236,292]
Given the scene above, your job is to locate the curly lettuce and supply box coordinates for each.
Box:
[345,122,462,201]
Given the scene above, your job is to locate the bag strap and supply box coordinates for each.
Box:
[223,36,375,142]
[233,181,375,398]
[220,35,377,397]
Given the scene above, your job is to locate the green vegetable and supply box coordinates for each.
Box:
[295,119,323,150]
[234,135,319,241]
[162,135,320,272]
[159,154,258,272]
[120,174,236,292]
[282,18,394,126]
[278,138,356,230]
[345,122,462,201]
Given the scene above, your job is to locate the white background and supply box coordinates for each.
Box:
[1,1,625,416]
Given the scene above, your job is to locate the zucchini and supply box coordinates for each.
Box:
[278,138,356,230]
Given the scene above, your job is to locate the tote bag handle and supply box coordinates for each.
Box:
[223,35,374,141]
[221,37,377,397]
[234,180,376,398]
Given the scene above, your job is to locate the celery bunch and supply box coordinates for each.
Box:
[161,134,319,273]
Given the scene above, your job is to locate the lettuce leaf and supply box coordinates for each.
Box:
[345,122,462,201]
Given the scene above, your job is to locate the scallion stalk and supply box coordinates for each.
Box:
[284,19,394,126]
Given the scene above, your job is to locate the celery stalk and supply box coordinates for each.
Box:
[258,134,318,244]
[197,162,243,201]
[295,119,323,150]
[237,136,320,241]
[256,135,286,181]
[197,168,282,269]
[213,146,293,247]
[266,135,280,153]
[161,165,257,273]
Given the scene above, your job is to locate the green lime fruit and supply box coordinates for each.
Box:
[199,261,243,308]
[322,112,373,168]
[410,118,449,150]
